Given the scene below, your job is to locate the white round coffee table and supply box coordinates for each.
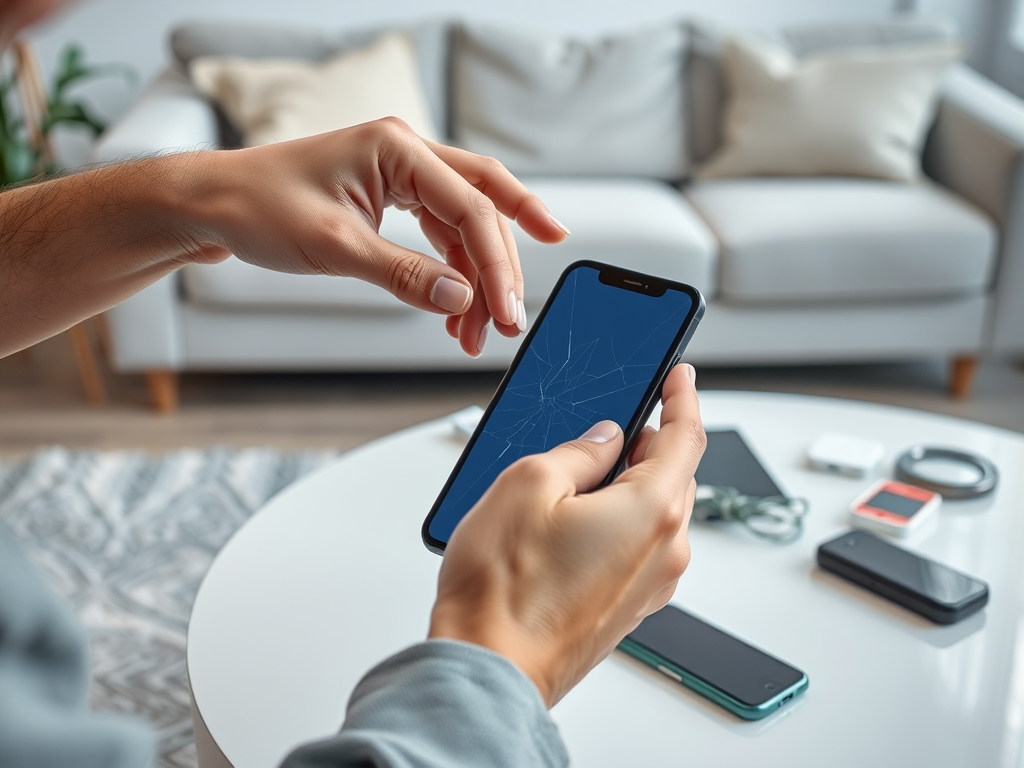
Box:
[187,391,1024,768]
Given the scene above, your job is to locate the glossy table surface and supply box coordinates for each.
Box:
[188,391,1024,768]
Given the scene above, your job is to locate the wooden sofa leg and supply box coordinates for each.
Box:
[949,356,979,400]
[145,370,179,414]
[68,320,108,407]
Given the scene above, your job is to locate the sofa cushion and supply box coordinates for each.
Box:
[684,178,996,303]
[190,32,439,146]
[513,178,718,303]
[171,20,451,139]
[183,179,718,312]
[453,22,689,179]
[697,37,961,182]
[687,17,958,165]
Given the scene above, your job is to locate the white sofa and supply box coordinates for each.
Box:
[94,16,1024,411]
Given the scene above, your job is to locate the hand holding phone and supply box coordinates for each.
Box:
[428,363,707,708]
[423,261,705,551]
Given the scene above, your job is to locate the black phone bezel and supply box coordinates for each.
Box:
[420,260,706,554]
[816,531,990,625]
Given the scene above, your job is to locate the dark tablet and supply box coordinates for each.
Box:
[695,430,784,498]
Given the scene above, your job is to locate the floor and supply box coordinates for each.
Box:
[1,332,1023,458]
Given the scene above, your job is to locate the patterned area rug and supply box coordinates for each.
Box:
[0,446,339,768]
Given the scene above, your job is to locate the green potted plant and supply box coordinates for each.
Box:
[0,42,134,187]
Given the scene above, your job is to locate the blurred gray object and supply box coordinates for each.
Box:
[93,16,1024,410]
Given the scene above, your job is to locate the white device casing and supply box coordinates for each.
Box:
[449,405,484,438]
[849,479,941,538]
[807,433,885,478]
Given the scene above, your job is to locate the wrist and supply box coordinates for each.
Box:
[145,150,235,267]
[428,604,556,708]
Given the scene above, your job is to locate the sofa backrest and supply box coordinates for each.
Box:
[170,16,959,173]
[170,19,452,141]
[450,21,690,180]
[687,16,960,164]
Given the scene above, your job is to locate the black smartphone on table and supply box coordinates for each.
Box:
[817,530,989,624]
[618,604,809,720]
[421,260,705,553]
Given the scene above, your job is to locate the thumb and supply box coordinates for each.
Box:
[543,421,624,495]
[353,231,475,316]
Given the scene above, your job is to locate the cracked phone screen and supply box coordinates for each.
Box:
[428,265,694,545]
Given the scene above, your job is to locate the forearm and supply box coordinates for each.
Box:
[281,640,567,768]
[0,153,223,357]
[0,119,563,360]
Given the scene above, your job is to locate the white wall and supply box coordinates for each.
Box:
[917,0,1001,72]
[23,0,989,163]
[28,0,901,119]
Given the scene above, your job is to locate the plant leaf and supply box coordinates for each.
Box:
[43,100,106,136]
[53,43,136,96]
[2,139,38,185]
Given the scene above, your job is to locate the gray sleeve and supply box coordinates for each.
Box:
[280,639,569,768]
[0,528,154,768]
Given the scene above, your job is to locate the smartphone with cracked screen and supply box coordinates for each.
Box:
[421,260,705,554]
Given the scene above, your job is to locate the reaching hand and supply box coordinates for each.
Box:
[0,117,567,358]
[429,364,706,707]
[187,118,569,356]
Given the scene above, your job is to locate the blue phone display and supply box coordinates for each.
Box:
[425,263,697,547]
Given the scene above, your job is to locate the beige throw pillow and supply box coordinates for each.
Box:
[698,37,962,181]
[190,31,439,146]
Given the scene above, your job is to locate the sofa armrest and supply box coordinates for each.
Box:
[104,276,185,372]
[95,67,211,371]
[924,64,1024,355]
[93,67,221,163]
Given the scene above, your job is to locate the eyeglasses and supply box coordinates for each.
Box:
[692,485,809,543]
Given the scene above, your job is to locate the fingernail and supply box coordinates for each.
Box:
[516,299,527,333]
[548,213,571,236]
[476,323,489,356]
[682,363,696,384]
[431,277,472,314]
[580,420,620,443]
[507,289,518,327]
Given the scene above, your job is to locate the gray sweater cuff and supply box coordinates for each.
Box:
[281,639,568,768]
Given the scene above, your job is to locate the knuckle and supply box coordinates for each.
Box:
[649,486,687,537]
[665,541,691,580]
[561,439,604,467]
[468,192,497,225]
[684,420,708,462]
[375,115,413,138]
[476,154,506,176]
[385,253,428,297]
[507,454,557,488]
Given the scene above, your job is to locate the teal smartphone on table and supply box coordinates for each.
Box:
[618,604,808,720]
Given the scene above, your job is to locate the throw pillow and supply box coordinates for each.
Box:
[698,37,962,182]
[190,31,439,147]
[453,22,689,179]
[171,20,452,138]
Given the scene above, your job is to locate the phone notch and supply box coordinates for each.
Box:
[598,266,668,296]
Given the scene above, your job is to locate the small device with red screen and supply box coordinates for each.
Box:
[849,479,941,537]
